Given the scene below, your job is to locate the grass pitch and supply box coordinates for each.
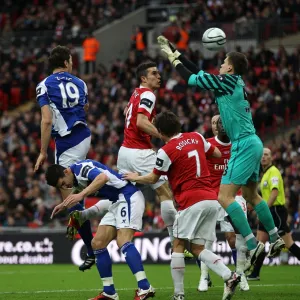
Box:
[0,264,299,299]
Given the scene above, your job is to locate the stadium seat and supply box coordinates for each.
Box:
[254,67,262,76]
[159,88,166,97]
[0,90,9,111]
[10,87,21,106]
[285,107,290,126]
[271,114,277,132]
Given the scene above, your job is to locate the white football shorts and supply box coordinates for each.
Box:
[55,125,91,168]
[100,190,145,231]
[117,146,167,190]
[173,200,219,245]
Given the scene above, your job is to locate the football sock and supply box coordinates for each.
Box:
[235,234,247,275]
[288,243,300,260]
[94,248,116,295]
[81,200,111,221]
[254,201,279,243]
[226,201,257,250]
[68,203,94,257]
[200,260,209,279]
[198,240,213,277]
[231,248,237,266]
[161,200,176,243]
[250,250,266,277]
[199,249,231,281]
[121,242,150,290]
[171,252,185,295]
[196,258,201,269]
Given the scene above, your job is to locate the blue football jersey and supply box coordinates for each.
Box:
[36,72,88,137]
[70,159,138,202]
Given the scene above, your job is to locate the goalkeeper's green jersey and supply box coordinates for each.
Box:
[188,71,255,142]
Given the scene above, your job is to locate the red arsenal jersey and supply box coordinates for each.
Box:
[122,87,156,149]
[206,136,231,195]
[153,132,218,210]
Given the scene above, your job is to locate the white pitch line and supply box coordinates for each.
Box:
[1,284,300,294]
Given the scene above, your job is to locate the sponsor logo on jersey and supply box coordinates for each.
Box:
[140,98,153,108]
[214,158,229,171]
[156,158,164,167]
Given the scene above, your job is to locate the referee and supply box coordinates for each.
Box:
[248,148,300,280]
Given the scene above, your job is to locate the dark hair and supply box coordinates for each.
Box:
[155,111,181,137]
[45,164,66,187]
[213,110,220,117]
[136,61,157,83]
[48,46,71,70]
[226,51,248,75]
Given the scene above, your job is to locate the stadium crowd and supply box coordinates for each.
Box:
[0,41,300,232]
[0,0,144,34]
[0,0,300,232]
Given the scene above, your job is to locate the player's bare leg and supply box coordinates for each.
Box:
[242,182,285,258]
[219,184,265,273]
[155,183,193,260]
[155,182,176,241]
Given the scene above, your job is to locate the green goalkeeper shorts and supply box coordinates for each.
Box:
[221,134,263,186]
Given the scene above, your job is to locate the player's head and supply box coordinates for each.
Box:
[211,114,220,136]
[216,116,227,138]
[46,164,74,189]
[136,61,161,91]
[219,51,248,75]
[155,111,181,140]
[261,148,272,167]
[49,46,73,73]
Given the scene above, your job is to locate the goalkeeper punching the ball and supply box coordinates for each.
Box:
[157,36,285,273]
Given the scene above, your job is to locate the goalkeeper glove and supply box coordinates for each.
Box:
[157,36,181,67]
[157,35,181,58]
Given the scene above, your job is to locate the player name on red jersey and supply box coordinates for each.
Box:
[176,138,199,151]
[154,132,217,210]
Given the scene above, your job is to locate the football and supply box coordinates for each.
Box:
[202,27,226,51]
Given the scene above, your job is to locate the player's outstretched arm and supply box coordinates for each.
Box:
[62,173,109,209]
[158,36,199,74]
[34,105,52,172]
[158,36,235,93]
[77,173,109,199]
[123,172,160,185]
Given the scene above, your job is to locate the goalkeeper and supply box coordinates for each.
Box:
[157,36,285,273]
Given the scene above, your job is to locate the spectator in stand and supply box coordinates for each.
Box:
[0,36,300,231]
[82,31,100,74]
[131,26,147,58]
